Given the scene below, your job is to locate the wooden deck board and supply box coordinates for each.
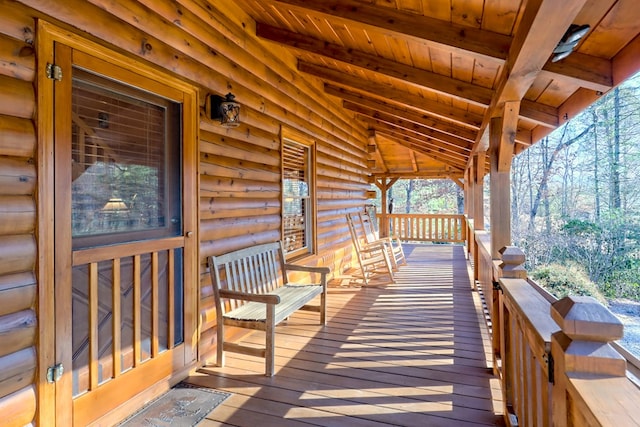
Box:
[188,244,503,426]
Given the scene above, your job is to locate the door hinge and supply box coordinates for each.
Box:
[46,363,64,383]
[46,63,63,81]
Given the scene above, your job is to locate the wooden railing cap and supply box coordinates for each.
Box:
[499,246,527,279]
[551,296,623,342]
[499,246,525,264]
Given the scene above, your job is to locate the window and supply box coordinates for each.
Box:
[282,131,316,257]
[70,68,181,249]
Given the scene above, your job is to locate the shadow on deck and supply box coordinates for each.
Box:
[189,244,504,426]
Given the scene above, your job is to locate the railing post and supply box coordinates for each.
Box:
[550,296,625,426]
[497,246,527,422]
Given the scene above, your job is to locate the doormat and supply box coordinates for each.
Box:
[117,382,231,426]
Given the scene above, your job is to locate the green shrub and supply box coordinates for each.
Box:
[530,263,607,305]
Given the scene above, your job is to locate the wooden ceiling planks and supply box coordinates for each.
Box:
[236,0,640,178]
[580,0,638,58]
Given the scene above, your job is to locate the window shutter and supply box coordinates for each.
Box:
[282,140,310,254]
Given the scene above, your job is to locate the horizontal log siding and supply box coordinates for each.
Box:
[0,9,37,426]
[3,0,371,420]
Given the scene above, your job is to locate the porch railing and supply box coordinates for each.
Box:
[384,213,467,243]
[468,218,640,427]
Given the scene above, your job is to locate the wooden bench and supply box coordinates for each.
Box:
[208,241,329,376]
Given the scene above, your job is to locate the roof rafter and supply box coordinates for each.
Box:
[324,84,484,130]
[257,1,612,93]
[369,121,469,165]
[258,23,494,107]
[345,101,473,154]
[300,61,560,128]
[370,171,465,180]
[474,0,590,153]
[376,130,467,171]
[258,0,510,63]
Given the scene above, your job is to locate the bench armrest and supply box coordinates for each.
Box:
[284,264,330,275]
[219,289,280,304]
[284,264,329,288]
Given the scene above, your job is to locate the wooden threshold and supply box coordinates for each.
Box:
[188,244,504,426]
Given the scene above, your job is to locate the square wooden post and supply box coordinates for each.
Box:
[550,296,625,426]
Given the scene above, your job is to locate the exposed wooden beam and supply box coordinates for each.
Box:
[324,85,477,141]
[540,53,612,93]
[519,100,559,128]
[409,151,418,173]
[474,0,589,154]
[372,171,465,180]
[258,0,511,63]
[329,83,532,147]
[324,84,484,129]
[301,61,559,128]
[259,23,494,107]
[375,128,467,170]
[365,119,471,162]
[613,31,640,86]
[498,0,589,105]
[367,129,387,173]
[344,101,473,153]
[257,10,611,101]
[450,176,464,189]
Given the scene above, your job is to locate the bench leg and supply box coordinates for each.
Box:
[265,305,275,377]
[217,322,225,367]
[320,292,327,326]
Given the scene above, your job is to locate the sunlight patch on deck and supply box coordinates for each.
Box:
[284,401,454,418]
[296,385,454,400]
[323,358,455,368]
[333,348,455,357]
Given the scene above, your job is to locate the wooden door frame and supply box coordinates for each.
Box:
[36,20,200,426]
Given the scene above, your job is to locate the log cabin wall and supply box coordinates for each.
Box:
[0,0,369,423]
[0,3,38,425]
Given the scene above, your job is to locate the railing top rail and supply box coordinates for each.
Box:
[387,213,465,218]
[500,278,560,350]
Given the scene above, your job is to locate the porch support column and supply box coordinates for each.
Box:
[472,152,486,281]
[464,166,472,219]
[473,152,486,231]
[489,101,519,259]
[374,177,398,238]
[464,166,473,260]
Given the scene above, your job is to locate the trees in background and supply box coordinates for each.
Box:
[372,72,640,300]
[512,73,640,299]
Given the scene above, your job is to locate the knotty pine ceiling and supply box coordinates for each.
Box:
[234,0,640,179]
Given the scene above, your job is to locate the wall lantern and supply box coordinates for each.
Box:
[551,24,590,63]
[208,92,241,127]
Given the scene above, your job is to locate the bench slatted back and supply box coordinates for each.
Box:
[209,242,287,313]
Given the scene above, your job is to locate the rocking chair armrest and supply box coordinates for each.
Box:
[367,236,394,246]
[360,241,387,252]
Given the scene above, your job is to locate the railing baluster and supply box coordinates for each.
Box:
[385,214,467,243]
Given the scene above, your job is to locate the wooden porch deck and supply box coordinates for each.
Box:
[188,244,503,426]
